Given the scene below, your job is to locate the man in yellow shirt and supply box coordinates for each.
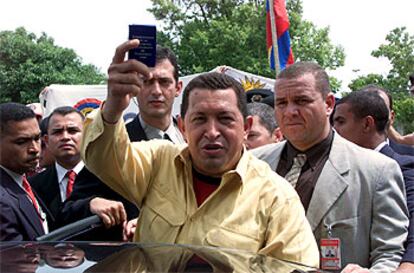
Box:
[81,40,319,267]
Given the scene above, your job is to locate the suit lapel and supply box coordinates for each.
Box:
[39,166,62,219]
[0,170,45,236]
[306,134,350,231]
[270,143,285,169]
[379,144,395,158]
[50,166,62,213]
[17,189,45,236]
[126,115,148,142]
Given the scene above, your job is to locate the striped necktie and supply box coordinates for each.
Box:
[66,170,76,198]
[284,154,307,188]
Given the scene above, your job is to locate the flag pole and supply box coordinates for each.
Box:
[268,0,280,77]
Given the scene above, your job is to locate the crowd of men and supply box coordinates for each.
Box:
[1,39,413,273]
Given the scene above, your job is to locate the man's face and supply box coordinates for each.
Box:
[180,88,251,177]
[45,113,83,166]
[137,59,182,121]
[0,118,40,174]
[44,244,84,269]
[245,115,275,149]
[274,73,335,151]
[333,103,365,147]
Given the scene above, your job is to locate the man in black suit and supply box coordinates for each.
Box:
[31,106,129,236]
[360,84,414,156]
[60,45,185,241]
[333,89,414,273]
[0,102,47,241]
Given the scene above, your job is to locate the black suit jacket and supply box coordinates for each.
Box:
[29,166,61,230]
[125,114,149,142]
[58,115,146,241]
[390,139,414,156]
[380,144,414,262]
[0,168,45,241]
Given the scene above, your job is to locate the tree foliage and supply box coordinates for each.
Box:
[348,27,414,132]
[349,27,414,94]
[148,0,345,91]
[394,97,414,133]
[0,27,106,104]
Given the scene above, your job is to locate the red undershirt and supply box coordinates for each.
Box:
[188,168,221,266]
[192,168,221,207]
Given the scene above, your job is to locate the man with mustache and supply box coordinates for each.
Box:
[252,62,408,272]
[31,107,130,237]
[79,40,319,266]
[29,106,92,231]
[0,102,47,240]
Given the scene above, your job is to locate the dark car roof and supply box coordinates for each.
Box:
[0,241,321,273]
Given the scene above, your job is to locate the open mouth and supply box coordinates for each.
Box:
[202,143,224,155]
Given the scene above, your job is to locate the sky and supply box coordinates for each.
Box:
[1,0,413,92]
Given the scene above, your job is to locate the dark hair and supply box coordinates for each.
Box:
[180,72,248,120]
[0,102,36,136]
[276,62,331,98]
[39,116,50,136]
[247,102,278,133]
[359,84,393,111]
[409,73,414,85]
[156,45,179,83]
[336,91,389,133]
[47,106,84,130]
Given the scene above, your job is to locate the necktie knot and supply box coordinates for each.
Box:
[163,133,172,142]
[284,153,307,188]
[66,170,76,198]
[294,154,307,167]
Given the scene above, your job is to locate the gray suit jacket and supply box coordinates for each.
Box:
[252,133,409,272]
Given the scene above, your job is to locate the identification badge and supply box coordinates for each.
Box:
[320,238,341,270]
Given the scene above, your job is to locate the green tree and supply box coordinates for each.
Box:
[394,97,414,133]
[348,27,414,132]
[349,27,414,94]
[0,27,106,104]
[148,0,344,91]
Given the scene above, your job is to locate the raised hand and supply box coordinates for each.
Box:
[103,39,152,123]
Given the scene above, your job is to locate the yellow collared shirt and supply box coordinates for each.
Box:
[81,109,319,268]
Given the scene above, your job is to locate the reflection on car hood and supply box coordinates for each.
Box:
[0,242,322,273]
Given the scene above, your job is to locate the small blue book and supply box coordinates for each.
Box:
[128,24,157,67]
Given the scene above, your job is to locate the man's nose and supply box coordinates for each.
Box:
[61,130,71,140]
[150,81,162,96]
[29,139,40,154]
[284,103,299,117]
[204,120,220,139]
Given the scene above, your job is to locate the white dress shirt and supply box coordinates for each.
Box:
[139,115,185,144]
[55,161,84,202]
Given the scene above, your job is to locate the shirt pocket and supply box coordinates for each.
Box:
[324,215,360,234]
[139,188,186,243]
[205,226,262,252]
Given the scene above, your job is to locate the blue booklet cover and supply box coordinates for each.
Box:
[128,24,157,67]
